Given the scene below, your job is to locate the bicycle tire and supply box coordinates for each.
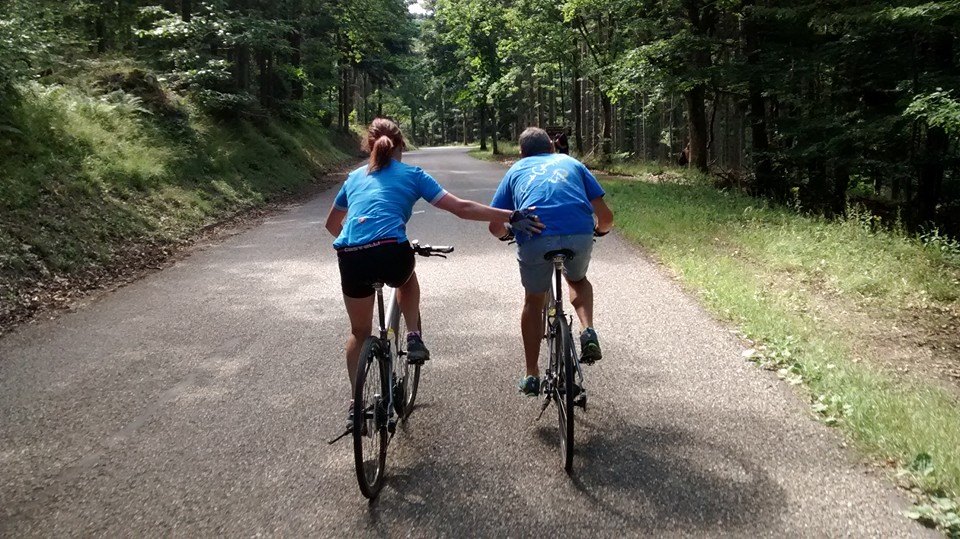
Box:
[353,336,388,499]
[555,316,575,472]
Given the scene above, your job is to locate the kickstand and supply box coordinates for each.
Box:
[327,429,351,445]
[535,396,550,421]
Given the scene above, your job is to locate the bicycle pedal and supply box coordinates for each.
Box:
[574,393,587,410]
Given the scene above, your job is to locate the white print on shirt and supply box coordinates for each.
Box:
[520,155,569,196]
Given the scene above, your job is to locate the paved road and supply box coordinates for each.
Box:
[1,147,929,536]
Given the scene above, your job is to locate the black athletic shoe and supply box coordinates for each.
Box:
[345,401,354,431]
[580,327,602,364]
[407,334,430,365]
[518,375,541,397]
[347,400,368,436]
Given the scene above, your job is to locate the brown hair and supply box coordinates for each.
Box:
[363,118,406,173]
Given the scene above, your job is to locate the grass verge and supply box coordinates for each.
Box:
[467,142,520,163]
[1,73,357,332]
[601,174,960,536]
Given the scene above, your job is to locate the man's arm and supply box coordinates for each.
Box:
[592,197,614,234]
[325,205,347,237]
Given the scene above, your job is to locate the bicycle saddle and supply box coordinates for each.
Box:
[543,249,576,261]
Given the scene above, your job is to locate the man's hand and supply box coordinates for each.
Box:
[499,224,515,242]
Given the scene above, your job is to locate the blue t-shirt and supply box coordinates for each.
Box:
[332,160,448,249]
[490,153,605,244]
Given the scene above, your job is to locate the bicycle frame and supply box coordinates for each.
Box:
[548,257,585,385]
[373,283,402,426]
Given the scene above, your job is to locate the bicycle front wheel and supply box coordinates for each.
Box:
[554,316,575,472]
[394,312,421,421]
[353,336,388,499]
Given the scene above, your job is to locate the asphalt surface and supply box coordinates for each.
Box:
[0,147,931,536]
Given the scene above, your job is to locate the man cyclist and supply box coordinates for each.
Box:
[488,127,614,396]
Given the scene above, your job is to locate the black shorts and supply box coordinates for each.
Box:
[337,239,415,298]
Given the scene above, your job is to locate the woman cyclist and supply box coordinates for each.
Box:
[325,118,541,428]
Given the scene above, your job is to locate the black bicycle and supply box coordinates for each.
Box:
[351,240,453,499]
[537,248,588,472]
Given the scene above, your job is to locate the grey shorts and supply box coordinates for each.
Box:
[517,234,594,293]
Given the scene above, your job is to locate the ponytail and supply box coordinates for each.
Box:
[369,135,394,173]
[363,118,406,173]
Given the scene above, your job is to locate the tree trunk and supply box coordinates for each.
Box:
[411,107,418,145]
[559,63,565,126]
[600,92,612,159]
[181,0,192,22]
[95,4,108,53]
[479,103,488,151]
[805,161,828,211]
[492,103,500,154]
[685,85,708,172]
[235,45,250,91]
[917,125,947,225]
[290,29,303,100]
[832,163,850,217]
[257,50,270,108]
[573,65,583,154]
[440,90,447,144]
[743,4,776,198]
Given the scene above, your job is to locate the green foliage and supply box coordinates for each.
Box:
[0,1,84,92]
[1,76,352,299]
[906,90,960,137]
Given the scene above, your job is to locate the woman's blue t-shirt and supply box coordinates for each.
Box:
[490,153,605,245]
[332,160,448,249]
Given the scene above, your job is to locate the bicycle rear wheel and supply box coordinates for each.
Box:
[554,316,575,472]
[353,336,388,499]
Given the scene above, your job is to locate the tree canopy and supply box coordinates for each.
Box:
[2,0,958,233]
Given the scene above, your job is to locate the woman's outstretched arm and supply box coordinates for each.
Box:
[433,193,512,222]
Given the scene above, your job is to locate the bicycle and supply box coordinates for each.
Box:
[500,231,599,473]
[343,240,453,499]
[536,247,589,472]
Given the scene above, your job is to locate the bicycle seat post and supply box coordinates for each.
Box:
[553,255,565,308]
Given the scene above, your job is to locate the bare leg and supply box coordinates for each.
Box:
[521,291,548,377]
[396,270,422,332]
[566,276,594,329]
[343,294,375,391]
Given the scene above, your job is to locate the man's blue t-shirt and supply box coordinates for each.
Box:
[333,160,448,249]
[490,153,605,244]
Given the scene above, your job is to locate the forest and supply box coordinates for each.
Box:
[2,1,958,235]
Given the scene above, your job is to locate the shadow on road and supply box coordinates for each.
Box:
[553,418,787,533]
